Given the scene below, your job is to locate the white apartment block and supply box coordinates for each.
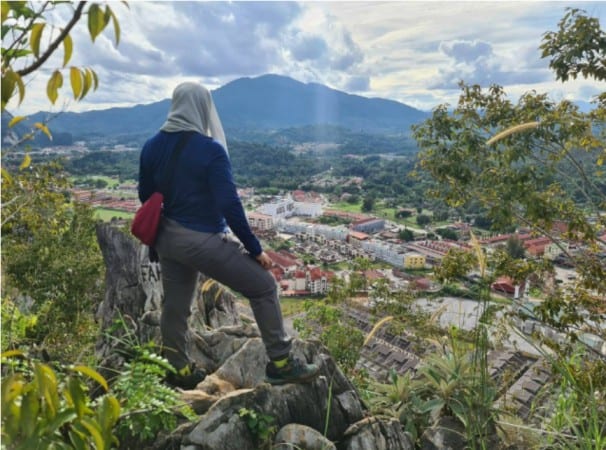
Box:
[361,239,406,268]
[295,201,323,217]
[276,220,348,242]
[258,195,323,220]
[259,197,296,219]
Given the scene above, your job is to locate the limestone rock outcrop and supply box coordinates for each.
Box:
[95,223,414,450]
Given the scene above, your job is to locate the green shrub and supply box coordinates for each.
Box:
[238,407,277,450]
[112,350,197,446]
[1,351,120,450]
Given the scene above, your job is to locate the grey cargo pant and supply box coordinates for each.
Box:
[154,217,292,370]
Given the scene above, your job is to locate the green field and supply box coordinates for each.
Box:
[331,201,363,213]
[71,175,121,188]
[94,208,134,221]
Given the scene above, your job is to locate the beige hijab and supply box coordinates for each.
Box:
[161,82,228,152]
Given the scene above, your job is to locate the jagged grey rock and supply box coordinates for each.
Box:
[94,224,415,450]
[212,337,267,388]
[420,416,467,450]
[274,424,336,450]
[94,223,242,379]
[342,417,414,450]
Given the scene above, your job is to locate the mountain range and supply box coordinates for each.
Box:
[4,74,429,144]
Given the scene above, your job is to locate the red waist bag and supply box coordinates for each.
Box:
[131,192,164,246]
[131,132,193,247]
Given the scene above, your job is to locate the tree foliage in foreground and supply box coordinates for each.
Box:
[1,1,124,112]
[413,7,606,342]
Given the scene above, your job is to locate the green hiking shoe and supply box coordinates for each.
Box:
[265,356,320,385]
[165,363,206,390]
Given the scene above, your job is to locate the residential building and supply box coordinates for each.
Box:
[348,231,370,247]
[352,217,385,234]
[306,267,332,295]
[258,196,296,219]
[258,194,323,219]
[361,239,406,268]
[265,250,300,275]
[404,253,426,269]
[247,212,273,231]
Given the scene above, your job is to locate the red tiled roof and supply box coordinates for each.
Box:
[352,217,382,226]
[349,231,369,240]
[266,250,298,268]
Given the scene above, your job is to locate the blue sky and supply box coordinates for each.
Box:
[13,1,606,115]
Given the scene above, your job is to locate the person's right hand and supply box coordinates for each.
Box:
[255,251,272,270]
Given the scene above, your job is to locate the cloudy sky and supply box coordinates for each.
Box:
[11,1,606,115]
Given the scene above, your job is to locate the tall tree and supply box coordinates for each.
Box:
[1,1,126,357]
[413,8,605,343]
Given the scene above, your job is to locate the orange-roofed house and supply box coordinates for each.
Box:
[348,231,369,247]
[491,276,525,298]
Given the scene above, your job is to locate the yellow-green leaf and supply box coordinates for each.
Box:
[70,67,83,99]
[69,427,88,450]
[1,349,25,359]
[63,33,73,67]
[97,395,121,430]
[34,363,59,417]
[2,70,25,110]
[91,69,99,90]
[108,7,120,45]
[34,122,52,140]
[30,22,45,57]
[19,153,31,170]
[81,68,92,99]
[87,4,104,42]
[1,375,25,406]
[72,365,109,391]
[15,71,25,104]
[1,1,10,22]
[79,417,104,450]
[20,389,40,438]
[46,70,63,104]
[1,73,16,110]
[598,157,604,166]
[1,167,13,185]
[8,115,26,128]
[67,377,87,418]
[44,408,78,435]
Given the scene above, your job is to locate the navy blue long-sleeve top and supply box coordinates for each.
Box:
[138,130,262,256]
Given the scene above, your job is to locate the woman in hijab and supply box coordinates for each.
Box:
[138,82,319,389]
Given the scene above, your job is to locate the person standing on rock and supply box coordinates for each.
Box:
[138,82,319,389]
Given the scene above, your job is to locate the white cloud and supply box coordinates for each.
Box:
[7,1,605,116]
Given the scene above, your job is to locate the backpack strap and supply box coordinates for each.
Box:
[157,131,194,195]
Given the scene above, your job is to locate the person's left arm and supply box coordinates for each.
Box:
[207,146,263,257]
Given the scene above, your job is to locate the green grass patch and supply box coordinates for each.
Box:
[331,201,363,213]
[279,297,312,317]
[325,261,351,271]
[374,206,396,220]
[94,208,133,222]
